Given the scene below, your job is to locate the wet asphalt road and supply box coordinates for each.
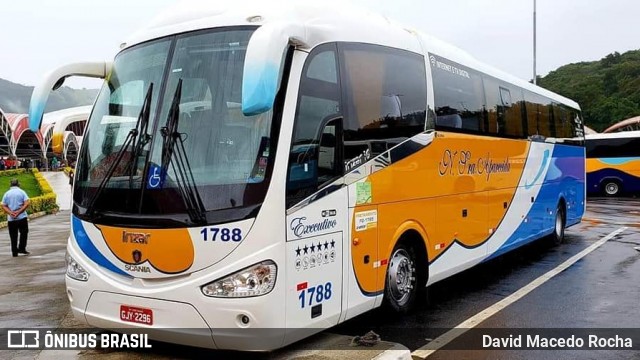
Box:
[2,198,640,359]
[334,197,640,359]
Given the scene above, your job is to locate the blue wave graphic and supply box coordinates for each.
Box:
[490,145,584,259]
[72,216,129,277]
[525,149,550,189]
[597,157,640,166]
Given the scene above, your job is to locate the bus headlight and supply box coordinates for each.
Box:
[201,261,277,298]
[66,253,90,281]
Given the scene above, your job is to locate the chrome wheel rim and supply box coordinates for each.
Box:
[605,183,619,195]
[388,248,415,306]
[555,209,564,239]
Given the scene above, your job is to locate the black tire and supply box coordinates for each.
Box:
[383,242,425,313]
[602,180,622,197]
[549,203,566,246]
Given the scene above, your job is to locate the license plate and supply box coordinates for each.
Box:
[120,305,153,325]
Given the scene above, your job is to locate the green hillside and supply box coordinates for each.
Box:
[0,78,98,114]
[538,49,640,132]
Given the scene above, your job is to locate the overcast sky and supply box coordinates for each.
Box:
[1,0,638,89]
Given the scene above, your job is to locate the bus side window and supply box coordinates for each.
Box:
[431,54,485,134]
[483,77,524,138]
[340,44,427,170]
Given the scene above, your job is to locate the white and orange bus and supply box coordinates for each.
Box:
[29,0,585,351]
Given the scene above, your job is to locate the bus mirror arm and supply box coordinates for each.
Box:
[242,22,307,116]
[29,61,112,132]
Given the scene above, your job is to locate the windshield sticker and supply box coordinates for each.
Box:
[355,210,377,232]
[356,182,372,205]
[146,164,165,189]
[100,115,138,124]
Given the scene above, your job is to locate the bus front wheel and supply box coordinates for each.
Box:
[384,241,425,313]
[603,180,622,197]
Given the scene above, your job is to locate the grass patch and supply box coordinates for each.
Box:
[0,173,43,198]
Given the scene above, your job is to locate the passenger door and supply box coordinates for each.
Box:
[284,44,346,333]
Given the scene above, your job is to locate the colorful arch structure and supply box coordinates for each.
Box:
[0,105,90,164]
[603,116,640,133]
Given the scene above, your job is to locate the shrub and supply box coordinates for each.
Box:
[29,193,58,214]
[31,169,54,194]
[30,169,58,214]
[0,169,27,177]
[0,168,58,223]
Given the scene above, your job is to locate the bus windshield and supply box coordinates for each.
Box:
[74,28,276,225]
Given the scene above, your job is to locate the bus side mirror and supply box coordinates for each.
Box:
[29,61,112,131]
[242,22,306,116]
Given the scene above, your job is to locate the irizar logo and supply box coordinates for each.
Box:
[430,55,436,66]
[122,231,150,244]
[290,217,337,238]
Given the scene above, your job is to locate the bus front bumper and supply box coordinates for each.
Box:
[69,290,287,350]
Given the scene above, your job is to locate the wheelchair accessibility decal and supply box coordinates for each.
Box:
[146,165,165,189]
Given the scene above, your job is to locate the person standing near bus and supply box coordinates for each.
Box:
[2,179,30,257]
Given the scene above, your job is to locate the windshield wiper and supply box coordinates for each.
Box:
[85,83,153,217]
[160,79,207,224]
[127,83,154,189]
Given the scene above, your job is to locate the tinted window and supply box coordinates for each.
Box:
[484,76,525,138]
[430,54,485,133]
[553,104,573,140]
[341,44,427,169]
[523,91,553,139]
[287,44,342,207]
[586,137,640,158]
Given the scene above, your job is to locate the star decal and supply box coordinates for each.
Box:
[303,245,309,254]
[324,241,329,250]
[310,243,316,253]
[295,246,301,257]
[317,242,323,251]
[330,239,336,248]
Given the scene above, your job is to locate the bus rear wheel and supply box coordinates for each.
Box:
[384,243,422,313]
[550,203,566,246]
[603,180,621,197]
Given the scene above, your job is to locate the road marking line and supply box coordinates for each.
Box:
[411,226,628,359]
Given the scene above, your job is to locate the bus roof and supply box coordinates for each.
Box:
[123,0,580,110]
[586,130,640,140]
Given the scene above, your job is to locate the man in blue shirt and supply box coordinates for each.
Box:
[2,179,30,257]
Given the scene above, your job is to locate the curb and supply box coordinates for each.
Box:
[271,333,412,360]
[373,342,413,360]
[0,211,49,229]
